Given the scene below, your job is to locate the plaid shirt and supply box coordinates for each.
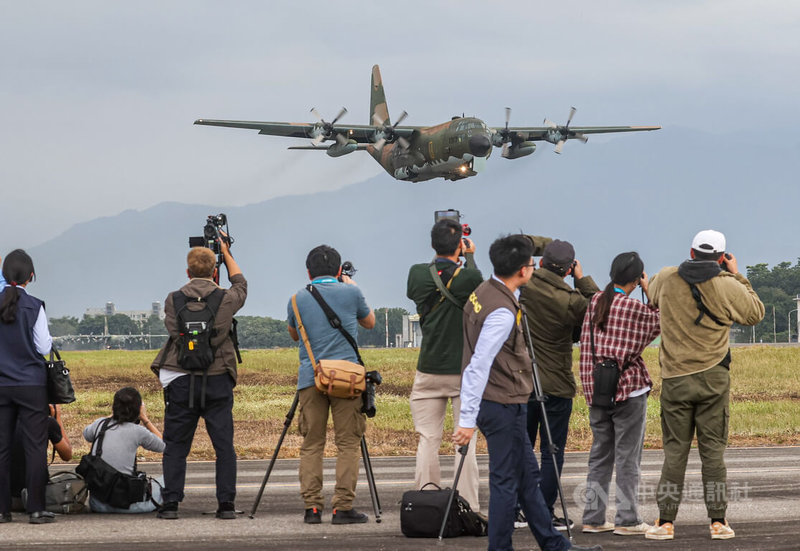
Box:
[579,291,660,405]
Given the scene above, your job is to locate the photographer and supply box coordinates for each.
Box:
[645,230,764,541]
[406,219,483,513]
[286,245,374,525]
[151,234,246,520]
[519,238,598,530]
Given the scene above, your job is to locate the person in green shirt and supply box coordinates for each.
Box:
[406,219,484,512]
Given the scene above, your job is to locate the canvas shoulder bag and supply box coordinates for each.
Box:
[291,288,366,399]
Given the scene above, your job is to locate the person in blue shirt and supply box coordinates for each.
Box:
[287,245,375,525]
[0,249,55,524]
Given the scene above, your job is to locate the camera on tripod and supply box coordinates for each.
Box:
[434,209,471,251]
[361,370,382,418]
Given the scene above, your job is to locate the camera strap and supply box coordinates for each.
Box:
[304,284,365,366]
[588,300,631,371]
[428,263,463,310]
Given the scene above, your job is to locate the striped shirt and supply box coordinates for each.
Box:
[579,292,660,405]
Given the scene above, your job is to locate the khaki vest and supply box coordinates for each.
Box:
[462,278,533,404]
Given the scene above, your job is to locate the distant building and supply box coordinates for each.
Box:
[84,301,165,322]
[401,314,422,347]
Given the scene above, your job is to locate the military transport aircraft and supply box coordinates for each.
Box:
[194,65,660,183]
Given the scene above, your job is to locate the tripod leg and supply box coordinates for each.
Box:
[249,392,299,519]
[438,444,468,540]
[360,436,381,523]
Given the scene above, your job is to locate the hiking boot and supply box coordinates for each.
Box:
[614,522,651,536]
[582,521,614,533]
[645,520,674,540]
[514,510,528,529]
[157,501,179,520]
[553,515,575,531]
[710,520,735,540]
[0,513,12,524]
[304,507,322,524]
[215,501,236,520]
[331,508,368,524]
[29,511,55,524]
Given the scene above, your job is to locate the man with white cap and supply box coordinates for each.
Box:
[645,230,764,542]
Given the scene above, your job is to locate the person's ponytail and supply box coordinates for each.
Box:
[1,249,36,324]
[594,281,616,332]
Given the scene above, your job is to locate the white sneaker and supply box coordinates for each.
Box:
[710,520,735,540]
[645,521,674,540]
[582,521,614,533]
[614,522,651,536]
[514,510,528,529]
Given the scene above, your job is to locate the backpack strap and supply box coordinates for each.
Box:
[291,294,317,368]
[687,281,726,326]
[305,284,364,366]
[90,418,115,458]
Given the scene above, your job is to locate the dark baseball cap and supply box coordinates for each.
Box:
[542,240,575,271]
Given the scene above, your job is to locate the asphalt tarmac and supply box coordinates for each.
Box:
[1,446,797,550]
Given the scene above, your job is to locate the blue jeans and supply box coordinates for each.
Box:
[477,400,569,551]
[527,394,573,515]
[90,476,163,514]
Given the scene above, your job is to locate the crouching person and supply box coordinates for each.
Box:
[83,387,164,513]
[151,236,246,520]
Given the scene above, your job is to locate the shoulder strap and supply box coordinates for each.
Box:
[589,303,598,366]
[291,294,317,369]
[428,263,464,309]
[305,284,364,366]
[90,418,114,458]
[687,281,726,326]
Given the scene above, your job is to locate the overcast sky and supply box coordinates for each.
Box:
[2,1,799,251]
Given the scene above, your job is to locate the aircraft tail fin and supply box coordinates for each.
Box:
[370,65,390,126]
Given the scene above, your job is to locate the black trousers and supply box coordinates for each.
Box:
[0,385,48,514]
[161,373,237,504]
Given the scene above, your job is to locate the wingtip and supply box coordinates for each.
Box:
[194,119,203,125]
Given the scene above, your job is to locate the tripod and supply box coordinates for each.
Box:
[520,311,574,543]
[249,391,382,522]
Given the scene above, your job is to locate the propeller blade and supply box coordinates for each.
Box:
[502,142,510,158]
[544,118,557,129]
[505,107,511,130]
[393,110,408,127]
[554,140,565,154]
[372,113,385,126]
[373,137,386,150]
[397,136,410,150]
[567,106,576,126]
[575,133,588,144]
[335,133,348,146]
[310,107,323,122]
[312,134,325,145]
[331,107,347,125]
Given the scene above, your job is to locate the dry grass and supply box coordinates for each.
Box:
[55,346,800,463]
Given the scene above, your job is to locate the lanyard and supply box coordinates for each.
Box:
[311,277,337,284]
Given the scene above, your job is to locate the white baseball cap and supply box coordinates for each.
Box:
[691,229,726,254]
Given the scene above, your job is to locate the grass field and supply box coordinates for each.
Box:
[56,346,800,462]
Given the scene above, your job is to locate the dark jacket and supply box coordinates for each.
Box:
[519,268,598,398]
[151,273,247,383]
[0,289,47,387]
[407,254,483,375]
[462,278,532,404]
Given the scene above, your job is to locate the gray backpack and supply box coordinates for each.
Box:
[23,471,88,514]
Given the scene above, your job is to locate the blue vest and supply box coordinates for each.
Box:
[0,289,46,386]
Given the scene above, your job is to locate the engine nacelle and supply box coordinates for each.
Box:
[326,140,358,158]
[394,166,417,180]
[502,141,536,159]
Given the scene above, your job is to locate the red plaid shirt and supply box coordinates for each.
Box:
[579,292,660,405]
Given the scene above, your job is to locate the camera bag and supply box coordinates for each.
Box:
[291,287,366,399]
[589,304,629,408]
[76,418,151,509]
[22,471,88,514]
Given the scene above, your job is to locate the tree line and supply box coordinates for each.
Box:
[735,260,800,343]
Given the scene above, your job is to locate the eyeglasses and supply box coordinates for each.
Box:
[525,262,535,268]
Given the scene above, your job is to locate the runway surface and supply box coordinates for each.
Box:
[1,446,798,550]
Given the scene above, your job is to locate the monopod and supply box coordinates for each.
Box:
[249,391,382,522]
[520,311,574,543]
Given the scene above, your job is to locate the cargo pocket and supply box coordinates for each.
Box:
[722,406,729,443]
[297,404,309,438]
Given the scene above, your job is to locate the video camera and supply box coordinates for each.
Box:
[189,213,234,283]
[434,209,471,250]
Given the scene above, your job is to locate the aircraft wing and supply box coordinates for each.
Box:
[491,125,661,140]
[194,119,418,143]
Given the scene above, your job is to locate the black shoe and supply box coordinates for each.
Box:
[157,501,179,520]
[553,516,575,531]
[570,545,602,551]
[0,513,11,524]
[29,511,55,524]
[304,507,322,524]
[331,508,368,524]
[215,501,236,520]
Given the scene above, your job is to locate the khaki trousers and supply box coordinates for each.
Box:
[409,371,481,512]
[657,364,730,521]
[298,386,366,511]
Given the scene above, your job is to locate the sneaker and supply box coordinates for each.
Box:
[710,520,735,540]
[215,501,236,520]
[331,507,368,524]
[645,520,674,540]
[28,511,55,524]
[553,516,575,531]
[514,510,528,529]
[614,522,651,536]
[0,513,11,524]
[157,501,179,520]
[582,521,614,533]
[304,507,322,524]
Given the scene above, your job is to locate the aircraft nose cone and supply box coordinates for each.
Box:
[469,134,491,157]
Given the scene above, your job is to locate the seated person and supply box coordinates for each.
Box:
[11,404,73,511]
[83,387,165,513]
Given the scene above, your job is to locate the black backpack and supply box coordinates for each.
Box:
[172,288,225,372]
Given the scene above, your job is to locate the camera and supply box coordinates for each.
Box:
[340,261,357,280]
[434,209,471,250]
[189,213,234,255]
[361,370,382,418]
